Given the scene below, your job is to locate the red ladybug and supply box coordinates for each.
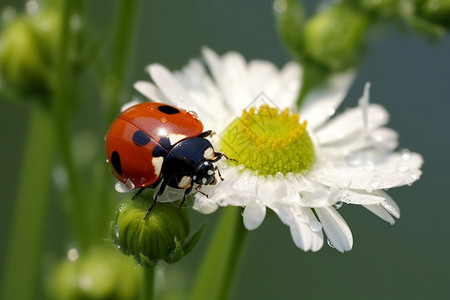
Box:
[105,102,226,219]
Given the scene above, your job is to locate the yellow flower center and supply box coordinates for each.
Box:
[220,105,315,176]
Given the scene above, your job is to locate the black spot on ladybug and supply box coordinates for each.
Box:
[158,105,179,115]
[132,130,151,146]
[111,151,122,175]
[152,144,166,157]
[159,136,171,149]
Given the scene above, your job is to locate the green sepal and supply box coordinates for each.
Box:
[182,223,207,256]
[165,236,185,264]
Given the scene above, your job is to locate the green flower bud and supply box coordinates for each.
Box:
[0,11,60,102]
[304,4,370,71]
[49,247,141,300]
[419,0,450,28]
[112,191,204,267]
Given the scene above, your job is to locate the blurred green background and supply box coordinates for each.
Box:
[1,0,449,299]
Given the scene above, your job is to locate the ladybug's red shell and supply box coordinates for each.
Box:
[105,102,203,189]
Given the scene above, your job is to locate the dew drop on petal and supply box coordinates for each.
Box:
[333,201,343,209]
[309,221,322,233]
[396,162,409,173]
[401,149,411,161]
[369,175,383,190]
[346,152,363,166]
[327,239,335,248]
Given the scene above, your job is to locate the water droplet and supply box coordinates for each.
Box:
[346,152,363,166]
[396,162,409,173]
[369,176,383,190]
[309,221,322,233]
[114,224,120,239]
[333,201,343,209]
[326,107,335,116]
[327,239,335,248]
[409,171,420,182]
[188,110,198,118]
[125,179,135,190]
[115,181,131,193]
[401,149,411,161]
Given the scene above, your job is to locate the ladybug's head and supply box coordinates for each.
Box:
[193,161,217,186]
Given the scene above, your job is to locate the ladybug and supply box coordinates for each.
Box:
[105,102,228,219]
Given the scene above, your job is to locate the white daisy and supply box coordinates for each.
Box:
[134,48,423,253]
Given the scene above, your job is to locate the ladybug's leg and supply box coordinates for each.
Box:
[132,187,146,200]
[198,130,214,138]
[143,181,167,220]
[195,185,209,197]
[178,183,194,209]
[213,152,237,163]
[214,165,224,181]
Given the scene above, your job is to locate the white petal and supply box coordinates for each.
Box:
[243,201,266,230]
[312,151,423,190]
[363,204,395,224]
[277,62,302,109]
[320,127,399,158]
[193,194,219,214]
[270,204,324,252]
[344,190,386,205]
[134,81,166,102]
[148,64,196,107]
[314,104,389,145]
[248,59,279,100]
[315,206,353,252]
[375,190,400,218]
[174,59,229,121]
[120,99,141,112]
[300,70,355,129]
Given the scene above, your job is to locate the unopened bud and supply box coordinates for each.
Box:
[49,247,141,300]
[112,191,204,267]
[0,11,60,102]
[304,4,369,71]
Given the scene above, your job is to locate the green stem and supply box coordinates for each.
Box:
[0,108,55,300]
[106,0,139,125]
[140,266,155,300]
[189,207,248,300]
[53,0,88,250]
